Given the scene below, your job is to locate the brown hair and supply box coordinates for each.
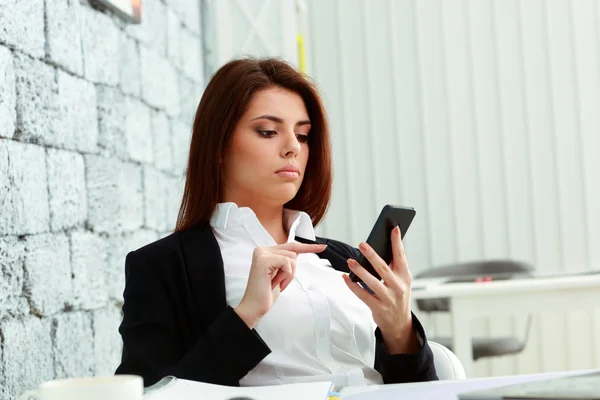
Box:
[175,58,333,232]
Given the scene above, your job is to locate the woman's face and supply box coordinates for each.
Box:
[222,86,311,207]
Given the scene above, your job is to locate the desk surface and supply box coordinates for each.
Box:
[342,370,599,400]
[411,273,600,299]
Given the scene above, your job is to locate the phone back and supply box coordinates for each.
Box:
[353,205,415,282]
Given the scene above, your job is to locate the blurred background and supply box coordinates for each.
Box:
[0,0,599,398]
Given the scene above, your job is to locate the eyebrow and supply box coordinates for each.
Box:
[250,115,311,126]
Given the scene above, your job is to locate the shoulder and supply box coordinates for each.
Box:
[128,231,182,262]
[123,232,184,280]
[314,236,360,260]
[125,224,217,275]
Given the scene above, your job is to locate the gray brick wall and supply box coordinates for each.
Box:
[0,0,203,398]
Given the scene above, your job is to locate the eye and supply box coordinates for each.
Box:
[296,134,309,143]
[256,129,277,138]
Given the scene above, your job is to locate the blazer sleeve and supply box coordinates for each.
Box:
[115,250,271,387]
[373,312,438,383]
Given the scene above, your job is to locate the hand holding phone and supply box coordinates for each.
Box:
[343,205,420,354]
[349,205,415,283]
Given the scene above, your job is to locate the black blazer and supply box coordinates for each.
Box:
[115,223,438,387]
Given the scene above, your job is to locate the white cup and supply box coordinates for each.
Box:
[19,375,143,400]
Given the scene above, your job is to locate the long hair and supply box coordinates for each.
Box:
[175,58,333,232]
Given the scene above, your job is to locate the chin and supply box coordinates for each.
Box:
[269,186,300,205]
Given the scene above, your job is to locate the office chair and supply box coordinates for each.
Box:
[414,260,534,361]
[429,341,466,379]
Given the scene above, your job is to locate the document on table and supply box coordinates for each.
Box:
[143,376,335,400]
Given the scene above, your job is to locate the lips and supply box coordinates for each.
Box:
[275,165,300,174]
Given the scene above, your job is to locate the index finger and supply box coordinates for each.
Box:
[391,226,407,273]
[277,242,327,254]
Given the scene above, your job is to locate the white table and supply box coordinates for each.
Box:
[341,369,599,400]
[410,273,600,376]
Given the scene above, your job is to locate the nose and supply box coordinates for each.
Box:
[281,130,301,158]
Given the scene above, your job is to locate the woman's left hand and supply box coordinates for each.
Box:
[342,226,420,354]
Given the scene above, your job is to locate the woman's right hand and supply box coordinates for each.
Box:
[234,242,327,328]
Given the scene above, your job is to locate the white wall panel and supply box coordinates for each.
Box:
[442,0,483,264]
[386,0,432,275]
[306,0,351,240]
[334,0,377,242]
[469,0,510,261]
[363,0,401,216]
[415,0,458,268]
[520,0,563,273]
[546,0,588,274]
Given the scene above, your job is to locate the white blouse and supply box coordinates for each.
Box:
[210,203,384,389]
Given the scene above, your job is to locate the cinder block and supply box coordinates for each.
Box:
[183,0,201,34]
[124,97,153,163]
[0,0,45,58]
[46,0,84,75]
[164,61,180,118]
[0,140,50,235]
[178,73,202,127]
[0,237,26,319]
[170,119,192,177]
[57,70,98,152]
[125,0,167,56]
[85,155,121,233]
[16,64,97,151]
[53,312,95,378]
[14,54,61,146]
[0,383,9,399]
[93,305,123,376]
[143,166,169,231]
[97,85,127,158]
[118,34,141,97]
[1,317,54,397]
[166,9,183,71]
[23,233,72,316]
[81,7,119,85]
[180,28,204,84]
[106,229,157,302]
[119,161,145,231]
[140,46,167,109]
[152,111,172,172]
[85,155,144,233]
[167,0,201,35]
[47,148,87,231]
[0,46,16,139]
[71,231,108,310]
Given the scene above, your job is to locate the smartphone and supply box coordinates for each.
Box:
[349,205,416,283]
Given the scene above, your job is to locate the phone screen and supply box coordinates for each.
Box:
[349,205,415,283]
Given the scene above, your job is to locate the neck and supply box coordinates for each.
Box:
[253,206,288,245]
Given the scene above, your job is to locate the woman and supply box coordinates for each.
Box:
[115,58,438,388]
